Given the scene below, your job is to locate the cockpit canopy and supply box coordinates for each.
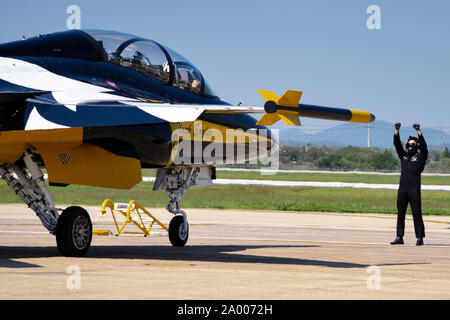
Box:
[0,29,217,98]
[84,30,217,97]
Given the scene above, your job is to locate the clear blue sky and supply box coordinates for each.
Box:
[1,0,449,133]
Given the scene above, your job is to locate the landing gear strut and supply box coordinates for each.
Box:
[163,168,196,247]
[153,167,214,247]
[0,149,92,256]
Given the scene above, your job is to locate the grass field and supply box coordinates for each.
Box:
[142,169,450,185]
[214,170,450,185]
[0,183,448,215]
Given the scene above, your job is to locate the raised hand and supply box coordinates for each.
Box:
[395,123,401,130]
[413,123,420,131]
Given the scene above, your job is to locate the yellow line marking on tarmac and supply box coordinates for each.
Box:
[148,263,195,267]
[191,236,386,246]
[198,208,450,225]
[291,212,450,225]
[254,239,386,246]
[192,236,450,247]
[1,231,448,248]
[0,230,48,234]
[0,223,43,226]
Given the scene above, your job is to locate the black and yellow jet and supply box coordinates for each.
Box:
[0,29,375,256]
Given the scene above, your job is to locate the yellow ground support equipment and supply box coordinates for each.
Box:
[95,199,168,236]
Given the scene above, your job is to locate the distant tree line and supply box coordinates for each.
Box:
[427,146,450,172]
[278,145,450,172]
[228,145,450,173]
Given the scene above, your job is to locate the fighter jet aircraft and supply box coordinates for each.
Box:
[0,30,375,256]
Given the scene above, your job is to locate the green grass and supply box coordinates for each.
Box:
[1,169,448,215]
[214,170,450,185]
[143,169,450,185]
[0,183,448,215]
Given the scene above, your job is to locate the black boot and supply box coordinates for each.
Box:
[416,238,424,246]
[390,237,404,245]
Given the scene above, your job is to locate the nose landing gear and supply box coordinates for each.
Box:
[169,215,189,247]
[154,167,214,247]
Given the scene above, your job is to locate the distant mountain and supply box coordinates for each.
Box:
[276,120,449,150]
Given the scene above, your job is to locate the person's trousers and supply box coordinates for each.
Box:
[396,189,425,238]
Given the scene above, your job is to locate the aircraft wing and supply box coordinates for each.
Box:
[22,94,206,130]
[1,88,375,131]
[15,91,375,130]
[0,58,374,129]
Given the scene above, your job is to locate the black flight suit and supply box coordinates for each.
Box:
[393,133,428,238]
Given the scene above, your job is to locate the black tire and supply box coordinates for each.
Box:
[55,206,92,257]
[169,215,189,247]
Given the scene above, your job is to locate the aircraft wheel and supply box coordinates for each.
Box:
[56,206,92,257]
[169,215,189,247]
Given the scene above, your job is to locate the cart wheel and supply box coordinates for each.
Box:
[56,206,92,257]
[169,215,189,247]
